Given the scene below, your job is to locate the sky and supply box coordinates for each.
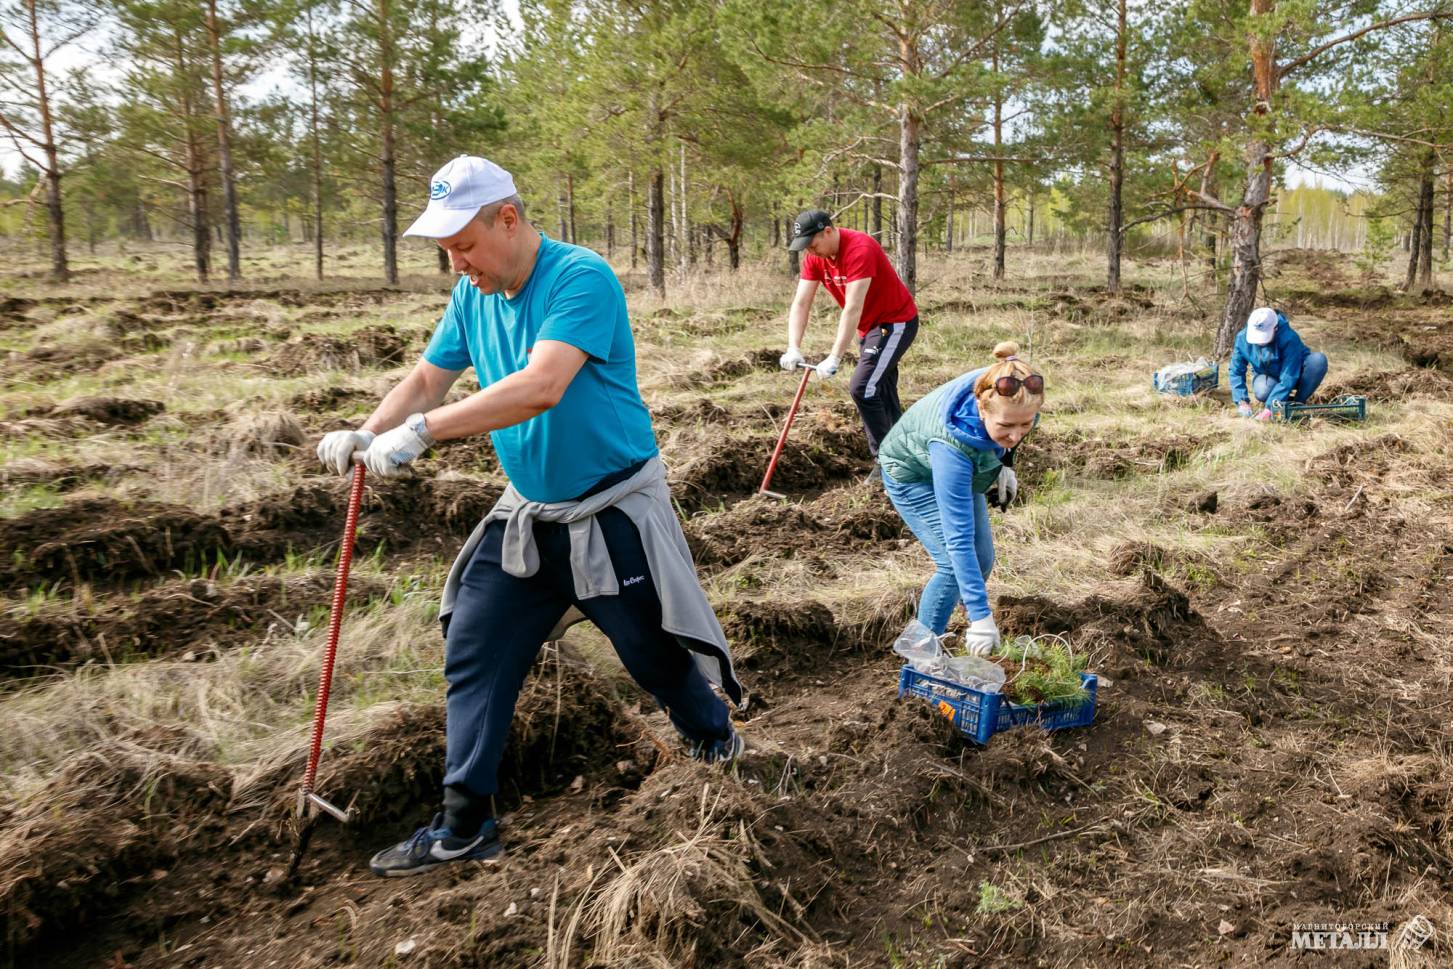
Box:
[4,0,1372,199]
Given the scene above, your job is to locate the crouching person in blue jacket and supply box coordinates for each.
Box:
[876,341,1044,655]
[1229,307,1329,421]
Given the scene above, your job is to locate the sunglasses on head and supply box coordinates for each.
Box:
[993,373,1045,396]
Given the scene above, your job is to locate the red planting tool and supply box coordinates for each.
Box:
[287,453,367,879]
[759,361,814,498]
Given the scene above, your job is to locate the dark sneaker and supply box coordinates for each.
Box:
[685,726,745,764]
[368,813,502,877]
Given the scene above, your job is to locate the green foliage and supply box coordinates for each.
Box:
[998,636,1089,706]
[975,881,1023,915]
[1355,215,1397,282]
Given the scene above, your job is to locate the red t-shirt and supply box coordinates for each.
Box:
[800,228,918,336]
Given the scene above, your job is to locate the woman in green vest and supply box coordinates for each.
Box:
[877,341,1044,655]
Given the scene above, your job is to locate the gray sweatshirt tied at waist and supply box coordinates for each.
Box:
[439,456,743,706]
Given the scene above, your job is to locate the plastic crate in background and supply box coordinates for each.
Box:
[1153,359,1219,397]
[897,665,1098,744]
[1272,394,1367,423]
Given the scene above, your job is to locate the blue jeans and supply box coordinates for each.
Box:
[882,476,993,634]
[1252,351,1328,404]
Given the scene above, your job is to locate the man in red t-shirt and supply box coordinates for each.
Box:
[779,209,919,461]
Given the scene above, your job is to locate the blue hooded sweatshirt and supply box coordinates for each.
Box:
[1228,313,1310,406]
[878,367,1011,620]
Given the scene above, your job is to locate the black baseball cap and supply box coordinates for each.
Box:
[787,209,832,250]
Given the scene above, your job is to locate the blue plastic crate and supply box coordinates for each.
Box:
[1153,361,1219,396]
[897,665,1098,744]
[1272,394,1367,423]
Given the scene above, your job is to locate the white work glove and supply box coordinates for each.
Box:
[779,346,805,371]
[362,420,430,478]
[1235,401,1254,418]
[991,466,1017,511]
[963,615,1001,656]
[814,355,840,381]
[317,428,375,476]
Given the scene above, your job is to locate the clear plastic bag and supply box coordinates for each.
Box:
[942,654,1005,694]
[891,619,945,675]
[1157,356,1214,381]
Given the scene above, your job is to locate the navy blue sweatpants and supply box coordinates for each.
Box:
[440,508,731,807]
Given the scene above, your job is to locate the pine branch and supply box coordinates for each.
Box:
[1277,9,1453,78]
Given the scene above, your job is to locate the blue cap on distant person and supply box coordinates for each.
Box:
[1246,306,1278,345]
[403,156,518,239]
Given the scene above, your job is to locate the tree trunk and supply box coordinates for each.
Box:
[1027,187,1036,246]
[135,200,153,241]
[871,165,884,241]
[567,172,577,245]
[676,143,689,276]
[1217,147,1272,356]
[1215,0,1276,357]
[173,26,210,283]
[306,7,324,280]
[944,186,954,253]
[726,192,742,270]
[628,171,638,269]
[206,0,242,282]
[1415,153,1435,290]
[25,0,67,282]
[1405,163,1430,292]
[378,0,399,285]
[1443,170,1452,262]
[647,170,665,295]
[557,177,568,240]
[896,104,921,293]
[606,194,615,259]
[771,213,780,248]
[787,216,800,275]
[991,20,1006,281]
[1106,0,1126,293]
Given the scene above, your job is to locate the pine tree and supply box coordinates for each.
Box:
[0,0,91,280]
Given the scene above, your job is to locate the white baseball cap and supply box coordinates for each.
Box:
[402,155,518,239]
[1246,306,1278,345]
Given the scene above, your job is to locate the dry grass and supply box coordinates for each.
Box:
[3,242,1452,965]
[549,783,811,968]
[0,568,442,803]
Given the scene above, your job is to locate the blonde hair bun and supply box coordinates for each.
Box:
[992,340,1020,360]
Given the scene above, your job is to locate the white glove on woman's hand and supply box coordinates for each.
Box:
[991,466,1018,511]
[317,429,375,476]
[362,422,430,478]
[779,346,805,371]
[814,355,840,380]
[963,615,1001,656]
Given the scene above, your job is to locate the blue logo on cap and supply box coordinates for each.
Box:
[430,180,451,200]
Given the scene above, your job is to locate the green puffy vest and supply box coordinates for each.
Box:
[878,374,1005,493]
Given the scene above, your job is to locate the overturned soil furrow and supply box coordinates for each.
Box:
[1,476,502,593]
[683,485,905,570]
[136,287,419,316]
[1019,427,1222,485]
[668,411,874,512]
[0,572,389,678]
[265,324,423,376]
[0,498,233,593]
[10,652,649,967]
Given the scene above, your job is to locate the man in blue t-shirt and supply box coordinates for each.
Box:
[314,156,740,877]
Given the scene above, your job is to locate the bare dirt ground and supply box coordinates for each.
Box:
[2,242,1451,968]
